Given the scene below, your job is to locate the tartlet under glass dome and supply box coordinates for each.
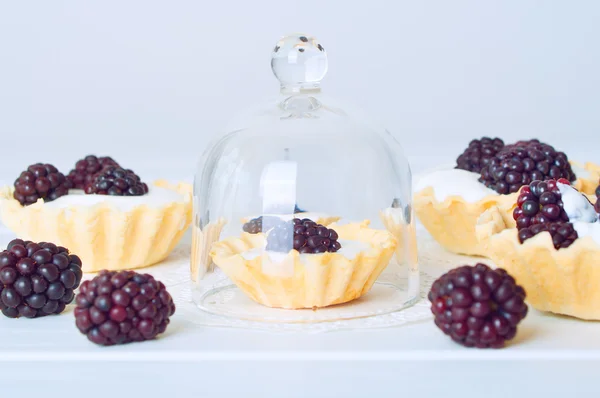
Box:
[191,33,418,323]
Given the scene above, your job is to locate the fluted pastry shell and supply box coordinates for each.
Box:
[571,161,600,195]
[209,221,397,309]
[414,178,585,257]
[379,208,418,266]
[477,215,600,320]
[0,180,192,273]
[414,187,517,256]
[190,219,227,282]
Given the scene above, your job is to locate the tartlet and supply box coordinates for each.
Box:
[478,223,600,320]
[0,179,192,273]
[209,221,397,309]
[414,184,517,256]
[476,179,600,320]
[415,138,585,257]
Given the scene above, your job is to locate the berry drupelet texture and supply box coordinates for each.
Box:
[456,137,505,173]
[266,218,341,254]
[74,270,175,346]
[67,155,119,189]
[479,140,576,195]
[513,179,570,230]
[0,239,83,318]
[13,163,73,206]
[428,263,528,348]
[243,216,285,234]
[518,221,578,249]
[85,166,149,196]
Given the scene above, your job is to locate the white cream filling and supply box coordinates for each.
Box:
[42,187,186,211]
[556,181,600,244]
[414,169,496,203]
[557,182,598,223]
[241,239,370,261]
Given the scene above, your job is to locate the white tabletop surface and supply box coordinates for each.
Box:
[1,158,599,397]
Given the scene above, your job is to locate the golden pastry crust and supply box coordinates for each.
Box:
[477,215,600,320]
[571,161,600,195]
[0,180,192,273]
[209,222,397,309]
[414,178,585,257]
[414,187,517,256]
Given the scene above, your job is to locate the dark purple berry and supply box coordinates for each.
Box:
[479,140,576,194]
[69,154,112,182]
[13,163,72,206]
[0,239,83,318]
[74,270,175,346]
[85,166,148,196]
[518,221,578,250]
[512,179,582,250]
[265,218,341,254]
[429,263,527,348]
[456,137,505,173]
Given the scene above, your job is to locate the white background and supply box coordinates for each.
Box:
[1,0,599,182]
[1,2,600,396]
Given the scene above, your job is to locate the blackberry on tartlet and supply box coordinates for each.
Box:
[479,140,576,194]
[266,218,341,253]
[456,137,505,173]
[513,179,571,230]
[518,221,578,249]
[67,155,119,189]
[512,178,597,249]
[243,216,285,234]
[429,263,528,348]
[13,163,72,206]
[85,166,149,196]
[0,239,83,318]
[74,270,175,346]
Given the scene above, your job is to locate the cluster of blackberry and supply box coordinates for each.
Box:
[1,238,176,347]
[512,179,584,249]
[266,218,341,254]
[13,155,149,206]
[456,138,576,195]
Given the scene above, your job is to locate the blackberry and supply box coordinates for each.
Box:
[479,141,576,194]
[74,270,175,346]
[428,263,528,348]
[0,239,83,318]
[242,206,307,234]
[85,166,148,196]
[518,221,578,249]
[456,137,504,173]
[242,216,284,234]
[13,163,72,206]
[513,179,571,230]
[266,218,341,254]
[67,155,119,189]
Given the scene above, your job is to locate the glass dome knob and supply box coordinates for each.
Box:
[271,33,328,93]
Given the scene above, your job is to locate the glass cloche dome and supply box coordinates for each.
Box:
[191,33,418,323]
